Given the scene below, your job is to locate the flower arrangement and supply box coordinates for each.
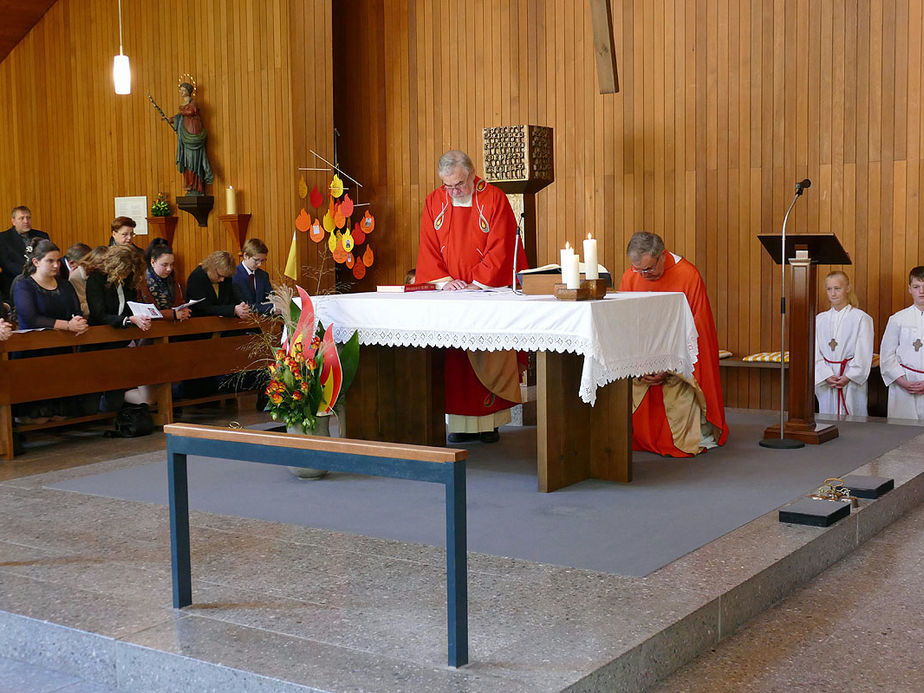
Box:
[150,192,172,217]
[264,286,359,432]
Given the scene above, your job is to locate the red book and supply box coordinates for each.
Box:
[376,283,437,293]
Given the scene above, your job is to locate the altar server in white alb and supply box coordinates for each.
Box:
[880,266,924,420]
[814,271,874,417]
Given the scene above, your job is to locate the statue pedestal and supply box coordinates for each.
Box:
[177,195,214,227]
[145,216,179,246]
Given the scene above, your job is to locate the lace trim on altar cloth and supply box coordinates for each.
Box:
[331,326,595,355]
[332,326,700,406]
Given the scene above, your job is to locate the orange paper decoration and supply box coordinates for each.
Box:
[332,246,348,264]
[352,261,366,280]
[362,245,374,267]
[362,210,375,233]
[333,207,346,229]
[309,218,324,243]
[309,185,323,209]
[295,208,311,232]
[340,194,354,217]
[346,252,355,268]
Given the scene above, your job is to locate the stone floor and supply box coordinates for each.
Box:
[0,404,922,692]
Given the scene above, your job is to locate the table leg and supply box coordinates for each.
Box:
[345,345,446,446]
[537,351,632,491]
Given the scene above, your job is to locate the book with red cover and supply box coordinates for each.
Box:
[376,283,438,293]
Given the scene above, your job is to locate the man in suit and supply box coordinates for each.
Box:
[0,206,50,297]
[232,238,273,315]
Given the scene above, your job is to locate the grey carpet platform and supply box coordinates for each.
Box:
[47,411,924,576]
[0,412,922,692]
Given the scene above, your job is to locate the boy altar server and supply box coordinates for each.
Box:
[814,271,874,417]
[880,266,924,419]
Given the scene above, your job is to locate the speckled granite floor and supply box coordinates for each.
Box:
[0,417,923,692]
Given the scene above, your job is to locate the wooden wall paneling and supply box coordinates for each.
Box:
[7,0,924,410]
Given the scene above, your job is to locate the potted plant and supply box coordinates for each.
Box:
[262,285,359,478]
[147,192,179,245]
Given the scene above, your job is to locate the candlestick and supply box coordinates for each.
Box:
[225,186,237,215]
[583,233,598,280]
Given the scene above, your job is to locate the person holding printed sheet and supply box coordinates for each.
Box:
[814,271,874,417]
[880,266,924,420]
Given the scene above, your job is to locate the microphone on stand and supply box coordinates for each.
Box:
[512,212,526,294]
[794,178,812,195]
[759,178,812,450]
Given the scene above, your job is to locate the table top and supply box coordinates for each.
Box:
[313,289,698,405]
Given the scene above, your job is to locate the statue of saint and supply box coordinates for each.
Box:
[167,77,214,194]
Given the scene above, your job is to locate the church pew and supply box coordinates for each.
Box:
[0,317,270,458]
[163,422,469,668]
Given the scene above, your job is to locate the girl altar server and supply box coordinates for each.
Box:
[880,266,924,419]
[815,271,874,416]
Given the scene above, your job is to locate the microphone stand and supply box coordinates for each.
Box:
[759,182,809,449]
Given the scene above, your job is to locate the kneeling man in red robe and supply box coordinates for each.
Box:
[415,150,528,444]
[619,232,729,456]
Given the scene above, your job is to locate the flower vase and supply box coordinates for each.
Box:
[288,414,331,479]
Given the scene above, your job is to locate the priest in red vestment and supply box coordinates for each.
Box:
[416,150,528,444]
[619,232,729,456]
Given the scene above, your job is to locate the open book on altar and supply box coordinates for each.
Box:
[517,263,612,295]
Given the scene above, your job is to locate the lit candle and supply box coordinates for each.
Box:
[565,254,581,290]
[583,233,599,280]
[225,186,237,215]
[560,241,573,273]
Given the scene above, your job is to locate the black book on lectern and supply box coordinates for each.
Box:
[758,234,852,265]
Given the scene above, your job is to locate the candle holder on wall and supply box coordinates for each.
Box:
[219,213,252,254]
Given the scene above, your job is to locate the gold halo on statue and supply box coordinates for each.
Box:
[177,73,198,95]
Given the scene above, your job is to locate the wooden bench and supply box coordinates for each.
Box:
[0,316,269,458]
[163,423,470,667]
[719,358,887,417]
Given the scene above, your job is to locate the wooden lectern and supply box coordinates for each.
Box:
[758,234,851,444]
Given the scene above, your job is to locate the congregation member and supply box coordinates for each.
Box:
[0,206,49,297]
[141,239,191,322]
[232,238,273,315]
[415,149,527,444]
[814,271,874,417]
[86,245,152,330]
[185,250,251,319]
[12,240,86,336]
[11,240,89,422]
[880,266,924,420]
[618,231,729,456]
[108,216,142,249]
[69,245,108,317]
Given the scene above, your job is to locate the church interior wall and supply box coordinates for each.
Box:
[1,0,921,410]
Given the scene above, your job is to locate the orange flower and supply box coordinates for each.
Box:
[293,391,303,400]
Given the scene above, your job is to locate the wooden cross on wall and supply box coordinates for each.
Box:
[589,0,620,94]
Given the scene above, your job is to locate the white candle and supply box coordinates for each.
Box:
[583,233,599,280]
[565,254,581,289]
[226,186,237,215]
[560,241,574,273]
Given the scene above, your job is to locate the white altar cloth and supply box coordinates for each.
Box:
[312,289,699,405]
